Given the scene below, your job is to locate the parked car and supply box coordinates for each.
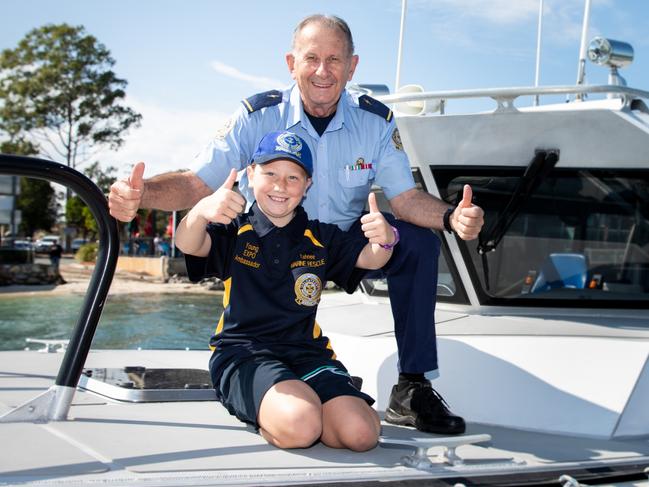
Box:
[71,238,89,253]
[34,235,59,253]
[13,239,34,251]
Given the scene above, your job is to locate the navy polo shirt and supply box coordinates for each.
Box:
[185,203,367,359]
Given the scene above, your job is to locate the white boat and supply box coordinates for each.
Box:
[1,5,649,487]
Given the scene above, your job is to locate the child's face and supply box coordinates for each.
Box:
[247,159,312,226]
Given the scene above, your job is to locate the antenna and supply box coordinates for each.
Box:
[395,0,408,92]
[534,0,544,106]
[575,0,593,100]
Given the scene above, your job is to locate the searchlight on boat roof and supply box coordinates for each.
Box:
[588,37,634,68]
[588,37,634,88]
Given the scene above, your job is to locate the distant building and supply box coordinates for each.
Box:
[0,175,21,242]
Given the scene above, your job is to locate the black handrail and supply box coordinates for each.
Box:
[0,154,119,388]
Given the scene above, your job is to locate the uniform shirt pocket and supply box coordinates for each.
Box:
[338,168,373,188]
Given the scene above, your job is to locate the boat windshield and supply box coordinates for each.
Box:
[438,167,649,306]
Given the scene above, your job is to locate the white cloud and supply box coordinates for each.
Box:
[210,60,287,91]
[408,0,597,56]
[95,97,230,179]
[411,0,539,25]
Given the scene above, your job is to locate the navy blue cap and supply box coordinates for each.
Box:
[251,131,313,177]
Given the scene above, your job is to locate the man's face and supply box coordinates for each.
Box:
[286,22,359,118]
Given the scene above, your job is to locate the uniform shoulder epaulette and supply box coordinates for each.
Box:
[358,94,393,122]
[241,90,283,114]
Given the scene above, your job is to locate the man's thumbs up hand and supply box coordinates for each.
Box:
[109,162,146,222]
[448,184,485,241]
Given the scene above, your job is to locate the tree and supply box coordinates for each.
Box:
[0,23,141,170]
[16,177,58,238]
[65,162,117,237]
[82,160,117,193]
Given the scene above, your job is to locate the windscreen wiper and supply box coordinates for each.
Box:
[476,149,558,292]
[477,149,559,255]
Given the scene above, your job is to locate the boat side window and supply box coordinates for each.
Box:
[360,169,468,302]
[436,167,649,307]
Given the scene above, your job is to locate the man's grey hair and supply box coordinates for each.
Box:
[292,14,355,57]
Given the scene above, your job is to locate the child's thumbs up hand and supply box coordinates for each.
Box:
[360,193,396,247]
[194,168,246,225]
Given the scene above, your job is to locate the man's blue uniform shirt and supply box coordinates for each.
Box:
[192,85,416,231]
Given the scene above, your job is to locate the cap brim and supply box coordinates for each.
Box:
[252,153,311,177]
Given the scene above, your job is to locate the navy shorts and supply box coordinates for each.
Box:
[211,344,374,428]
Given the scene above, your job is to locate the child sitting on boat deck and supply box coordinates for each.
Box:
[176,130,398,451]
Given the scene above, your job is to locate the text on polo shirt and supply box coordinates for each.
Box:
[235,242,261,269]
[290,252,325,269]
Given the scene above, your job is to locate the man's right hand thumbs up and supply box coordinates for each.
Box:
[128,162,145,191]
[109,162,146,222]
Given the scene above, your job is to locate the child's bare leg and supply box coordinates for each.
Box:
[258,379,322,449]
[321,396,381,451]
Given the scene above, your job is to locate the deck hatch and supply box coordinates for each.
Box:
[78,367,216,402]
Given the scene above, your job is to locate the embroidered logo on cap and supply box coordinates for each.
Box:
[275,132,303,158]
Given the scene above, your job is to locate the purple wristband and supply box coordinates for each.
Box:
[379,226,400,250]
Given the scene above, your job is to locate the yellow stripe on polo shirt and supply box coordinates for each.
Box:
[303,229,323,248]
[237,224,253,235]
[313,320,336,359]
[209,277,231,351]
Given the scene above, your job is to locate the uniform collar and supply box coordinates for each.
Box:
[248,201,308,242]
[287,85,347,136]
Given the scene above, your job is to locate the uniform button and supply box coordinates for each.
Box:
[273,258,279,264]
[276,243,280,248]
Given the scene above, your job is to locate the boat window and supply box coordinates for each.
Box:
[360,246,465,301]
[437,168,649,306]
[360,169,468,302]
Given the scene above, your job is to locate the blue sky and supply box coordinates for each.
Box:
[2,0,649,179]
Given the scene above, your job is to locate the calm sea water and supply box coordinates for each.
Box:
[0,293,222,351]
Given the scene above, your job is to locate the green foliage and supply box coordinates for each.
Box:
[16,177,57,237]
[0,137,38,157]
[65,194,98,236]
[65,195,87,231]
[75,242,98,263]
[83,160,117,193]
[0,23,141,169]
[65,162,116,237]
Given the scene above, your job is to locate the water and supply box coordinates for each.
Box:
[0,293,222,351]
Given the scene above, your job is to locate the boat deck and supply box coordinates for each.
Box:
[2,347,649,486]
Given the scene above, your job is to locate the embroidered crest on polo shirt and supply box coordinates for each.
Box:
[275,132,303,158]
[294,273,322,306]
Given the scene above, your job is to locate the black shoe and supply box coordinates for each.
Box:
[385,381,466,435]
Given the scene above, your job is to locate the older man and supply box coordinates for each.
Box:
[109,14,484,435]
